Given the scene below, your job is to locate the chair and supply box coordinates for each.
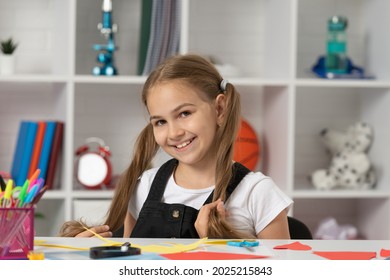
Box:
[288,216,313,239]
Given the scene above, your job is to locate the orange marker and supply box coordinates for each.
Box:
[28,169,40,188]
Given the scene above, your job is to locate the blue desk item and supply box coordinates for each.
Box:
[227,240,260,252]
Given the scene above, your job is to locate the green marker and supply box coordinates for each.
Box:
[18,179,29,207]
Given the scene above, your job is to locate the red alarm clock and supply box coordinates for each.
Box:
[75,137,112,190]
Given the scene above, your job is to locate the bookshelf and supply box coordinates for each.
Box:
[0,0,389,239]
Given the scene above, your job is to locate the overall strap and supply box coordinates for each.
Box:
[145,158,178,201]
[204,162,251,204]
[145,158,250,204]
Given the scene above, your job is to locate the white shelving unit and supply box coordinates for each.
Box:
[0,0,389,239]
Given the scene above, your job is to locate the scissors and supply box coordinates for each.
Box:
[227,239,259,252]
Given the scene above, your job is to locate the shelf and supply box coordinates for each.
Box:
[39,190,67,199]
[73,75,146,84]
[291,189,390,199]
[72,75,290,87]
[71,190,115,199]
[229,78,290,87]
[295,78,390,88]
[0,75,68,83]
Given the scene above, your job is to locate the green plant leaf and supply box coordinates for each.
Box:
[1,38,18,54]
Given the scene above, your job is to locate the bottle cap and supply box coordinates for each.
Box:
[328,16,348,31]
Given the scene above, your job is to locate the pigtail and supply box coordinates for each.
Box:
[58,219,89,237]
[207,82,255,239]
[213,82,241,201]
[104,123,159,234]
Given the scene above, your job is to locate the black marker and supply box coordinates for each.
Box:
[0,174,6,192]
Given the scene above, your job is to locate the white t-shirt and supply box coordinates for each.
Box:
[128,167,293,236]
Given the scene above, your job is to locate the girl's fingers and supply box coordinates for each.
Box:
[195,198,225,238]
[75,225,112,238]
[99,231,113,238]
[216,200,226,218]
[200,198,221,214]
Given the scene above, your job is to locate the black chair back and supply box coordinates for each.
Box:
[288,216,313,239]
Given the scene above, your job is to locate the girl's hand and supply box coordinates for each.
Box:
[75,225,112,238]
[195,198,226,238]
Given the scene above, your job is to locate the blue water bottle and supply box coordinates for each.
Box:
[325,16,348,74]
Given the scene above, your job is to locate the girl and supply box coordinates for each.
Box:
[60,54,293,239]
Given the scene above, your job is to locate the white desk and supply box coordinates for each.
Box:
[34,237,390,260]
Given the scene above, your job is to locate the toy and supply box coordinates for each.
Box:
[92,0,118,76]
[309,122,376,190]
[314,217,358,240]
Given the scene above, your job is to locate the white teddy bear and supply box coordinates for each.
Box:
[309,122,376,190]
[320,121,373,154]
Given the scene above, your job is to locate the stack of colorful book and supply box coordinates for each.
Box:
[10,120,64,189]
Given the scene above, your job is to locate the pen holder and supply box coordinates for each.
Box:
[0,207,34,259]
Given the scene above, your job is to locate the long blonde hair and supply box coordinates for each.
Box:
[59,54,251,238]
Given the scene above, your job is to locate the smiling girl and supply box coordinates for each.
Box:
[60,54,293,239]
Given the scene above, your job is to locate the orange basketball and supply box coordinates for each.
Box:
[233,119,260,171]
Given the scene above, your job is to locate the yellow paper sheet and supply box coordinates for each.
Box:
[35,227,242,255]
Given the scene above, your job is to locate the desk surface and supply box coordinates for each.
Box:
[34,237,390,260]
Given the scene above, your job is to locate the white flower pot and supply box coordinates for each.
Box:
[0,55,15,75]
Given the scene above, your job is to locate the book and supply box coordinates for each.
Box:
[11,121,29,182]
[142,0,160,75]
[141,0,181,75]
[147,0,165,73]
[137,0,153,75]
[45,121,64,189]
[28,121,47,178]
[166,0,181,57]
[157,0,172,62]
[37,121,57,181]
[15,121,38,186]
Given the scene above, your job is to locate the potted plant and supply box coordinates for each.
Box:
[0,37,18,75]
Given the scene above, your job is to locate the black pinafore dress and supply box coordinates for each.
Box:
[130,158,250,238]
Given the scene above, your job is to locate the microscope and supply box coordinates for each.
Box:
[92,0,118,76]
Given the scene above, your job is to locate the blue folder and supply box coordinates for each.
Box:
[11,121,29,181]
[15,121,38,186]
[37,121,57,181]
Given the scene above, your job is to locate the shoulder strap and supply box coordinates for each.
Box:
[204,162,250,204]
[145,158,178,201]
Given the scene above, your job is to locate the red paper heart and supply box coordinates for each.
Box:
[273,241,312,251]
[380,249,390,258]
